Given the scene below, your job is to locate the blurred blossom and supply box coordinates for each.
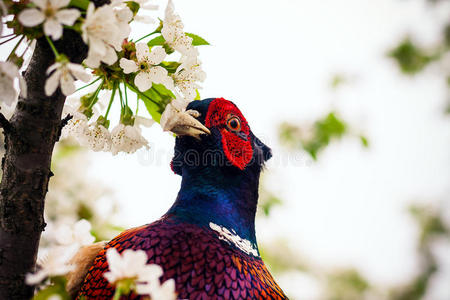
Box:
[0,61,27,106]
[53,219,96,248]
[25,246,77,285]
[104,248,176,299]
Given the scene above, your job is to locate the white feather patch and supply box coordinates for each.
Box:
[209,222,259,257]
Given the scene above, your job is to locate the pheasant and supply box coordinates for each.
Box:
[73,98,288,299]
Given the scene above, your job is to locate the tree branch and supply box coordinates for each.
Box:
[0,1,106,298]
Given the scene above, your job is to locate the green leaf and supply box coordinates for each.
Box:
[140,94,162,123]
[160,61,181,74]
[136,84,173,123]
[260,195,282,216]
[330,74,346,89]
[125,1,140,15]
[147,35,165,46]
[69,0,89,10]
[152,83,176,99]
[120,106,134,126]
[134,87,161,121]
[360,135,369,148]
[186,33,210,46]
[388,38,437,75]
[194,89,201,100]
[33,277,70,300]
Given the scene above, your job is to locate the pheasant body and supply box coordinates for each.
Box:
[77,98,288,299]
[78,216,286,299]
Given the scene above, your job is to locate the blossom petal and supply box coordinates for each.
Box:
[102,46,118,66]
[44,18,63,40]
[103,272,116,284]
[18,9,45,27]
[89,37,107,57]
[84,54,100,69]
[147,66,172,90]
[55,9,80,26]
[136,43,150,62]
[50,0,70,9]
[119,58,139,74]
[122,249,147,271]
[161,76,174,91]
[25,270,47,285]
[60,73,76,96]
[116,7,133,23]
[147,47,166,65]
[150,279,176,300]
[0,77,17,106]
[32,0,48,10]
[134,15,155,24]
[134,72,152,92]
[19,76,28,98]
[134,116,155,128]
[140,264,163,281]
[105,248,122,278]
[159,103,177,131]
[47,62,61,75]
[142,4,159,10]
[67,63,91,82]
[45,69,62,96]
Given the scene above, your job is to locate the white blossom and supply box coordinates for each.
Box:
[0,61,27,106]
[45,61,91,96]
[110,123,149,155]
[162,0,197,57]
[112,0,157,23]
[136,278,176,300]
[82,3,132,68]
[173,55,206,101]
[134,116,155,128]
[120,43,173,92]
[159,93,191,131]
[78,122,112,152]
[104,248,176,298]
[132,0,158,10]
[104,248,162,286]
[61,102,112,152]
[54,219,96,248]
[18,0,80,40]
[25,246,77,285]
[61,111,89,140]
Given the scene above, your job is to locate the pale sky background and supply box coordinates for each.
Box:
[2,0,450,299]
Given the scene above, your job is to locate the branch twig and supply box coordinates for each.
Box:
[0,112,13,133]
[57,113,73,141]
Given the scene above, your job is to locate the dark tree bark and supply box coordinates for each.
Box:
[0,1,106,295]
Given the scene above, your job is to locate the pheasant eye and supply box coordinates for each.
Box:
[226,115,241,131]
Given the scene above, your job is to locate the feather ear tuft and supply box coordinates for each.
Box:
[251,133,272,165]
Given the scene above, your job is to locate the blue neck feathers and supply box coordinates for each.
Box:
[167,165,261,248]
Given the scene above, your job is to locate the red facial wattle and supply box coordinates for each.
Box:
[219,128,253,170]
[205,98,253,170]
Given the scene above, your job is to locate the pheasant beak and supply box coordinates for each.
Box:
[164,109,211,139]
